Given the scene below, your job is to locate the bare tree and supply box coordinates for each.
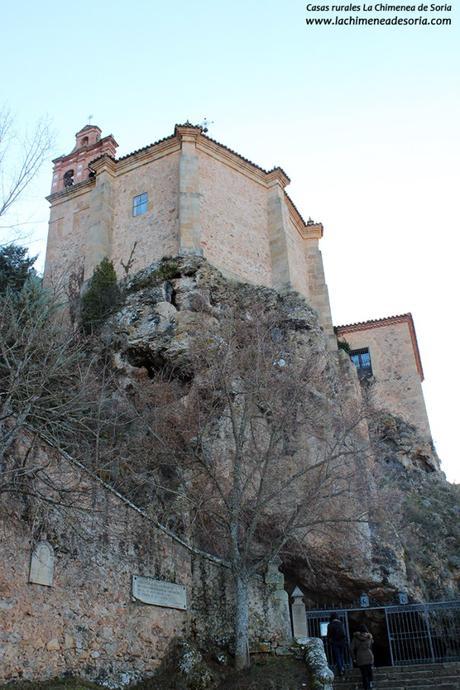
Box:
[0,107,53,227]
[123,304,372,669]
[0,278,116,501]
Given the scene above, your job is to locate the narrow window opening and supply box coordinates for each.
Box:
[350,348,373,379]
[63,169,74,187]
[132,192,148,216]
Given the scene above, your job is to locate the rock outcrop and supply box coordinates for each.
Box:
[100,256,458,606]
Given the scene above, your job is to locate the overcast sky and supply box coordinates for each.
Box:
[1,1,458,481]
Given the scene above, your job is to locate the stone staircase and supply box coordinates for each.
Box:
[332,662,460,690]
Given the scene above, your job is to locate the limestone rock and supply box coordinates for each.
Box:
[303,637,334,689]
[171,639,216,690]
[46,638,61,652]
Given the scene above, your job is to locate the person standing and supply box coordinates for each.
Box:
[327,612,347,677]
[351,624,374,690]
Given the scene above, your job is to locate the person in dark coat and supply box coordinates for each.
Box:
[351,624,374,690]
[327,613,346,676]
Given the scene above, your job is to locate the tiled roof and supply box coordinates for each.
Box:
[336,313,412,332]
[116,123,290,180]
[284,190,309,230]
[77,124,102,134]
[199,130,289,179]
[116,132,177,162]
[336,313,424,380]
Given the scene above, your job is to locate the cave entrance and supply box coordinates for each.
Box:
[347,609,391,667]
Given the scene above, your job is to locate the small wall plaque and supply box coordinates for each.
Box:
[132,575,187,610]
[29,541,54,587]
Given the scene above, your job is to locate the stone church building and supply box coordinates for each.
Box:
[45,122,432,440]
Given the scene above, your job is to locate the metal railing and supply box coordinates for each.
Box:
[386,601,460,665]
[305,600,460,668]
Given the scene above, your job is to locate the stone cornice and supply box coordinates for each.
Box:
[298,221,324,240]
[46,178,95,205]
[89,154,117,175]
[266,168,291,189]
[175,124,202,144]
[284,193,323,240]
[196,136,269,187]
[336,313,424,381]
[114,137,180,175]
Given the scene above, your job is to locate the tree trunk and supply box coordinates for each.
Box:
[234,570,250,670]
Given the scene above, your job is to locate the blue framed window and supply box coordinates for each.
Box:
[132,192,148,216]
[350,348,372,378]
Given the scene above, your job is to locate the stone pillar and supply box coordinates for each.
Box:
[302,224,336,351]
[264,557,292,642]
[291,586,308,641]
[85,155,116,279]
[267,177,293,293]
[177,126,202,256]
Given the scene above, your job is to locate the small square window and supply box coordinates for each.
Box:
[350,348,373,379]
[133,192,148,216]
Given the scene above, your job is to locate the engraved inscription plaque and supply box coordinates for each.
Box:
[132,575,187,610]
[29,541,54,587]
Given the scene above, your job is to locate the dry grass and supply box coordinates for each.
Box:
[0,658,310,690]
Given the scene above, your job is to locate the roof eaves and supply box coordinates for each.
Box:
[336,313,412,331]
[116,133,177,162]
[284,190,308,229]
[116,125,291,182]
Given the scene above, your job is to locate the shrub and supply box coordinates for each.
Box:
[337,338,351,354]
[80,258,121,333]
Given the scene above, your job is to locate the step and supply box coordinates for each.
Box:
[334,681,460,687]
[336,670,460,685]
[334,683,460,690]
[341,663,460,675]
[332,663,460,690]
[334,681,460,690]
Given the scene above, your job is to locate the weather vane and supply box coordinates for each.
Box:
[88,114,93,124]
[200,118,214,133]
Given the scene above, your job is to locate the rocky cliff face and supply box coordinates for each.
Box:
[369,411,459,601]
[100,256,457,606]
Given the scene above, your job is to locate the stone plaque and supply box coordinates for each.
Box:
[132,575,187,610]
[29,541,54,587]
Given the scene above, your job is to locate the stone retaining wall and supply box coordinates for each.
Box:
[0,444,291,687]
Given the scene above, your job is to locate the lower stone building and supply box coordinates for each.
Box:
[336,313,431,440]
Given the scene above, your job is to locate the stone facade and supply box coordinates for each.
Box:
[44,123,336,349]
[336,314,431,439]
[0,442,291,687]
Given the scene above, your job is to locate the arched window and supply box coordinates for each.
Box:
[81,136,89,146]
[63,170,74,187]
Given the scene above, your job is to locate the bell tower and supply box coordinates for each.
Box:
[50,124,118,194]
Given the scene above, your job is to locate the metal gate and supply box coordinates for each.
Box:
[306,600,460,668]
[386,601,460,665]
[306,609,353,669]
